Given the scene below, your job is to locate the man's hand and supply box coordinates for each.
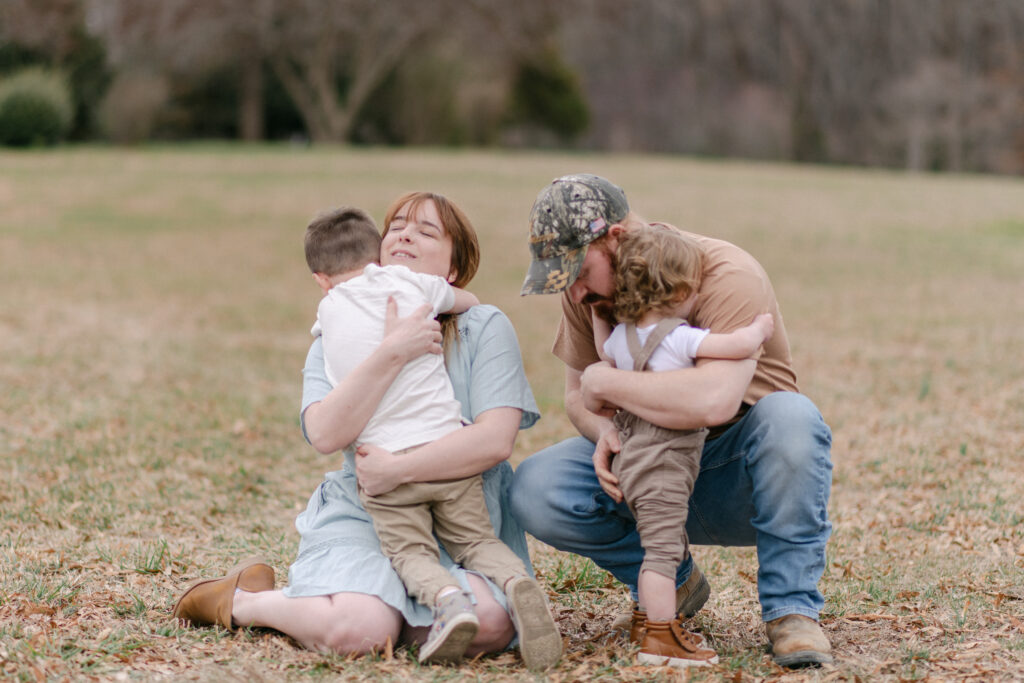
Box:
[592,426,623,503]
[355,443,405,496]
[580,361,618,417]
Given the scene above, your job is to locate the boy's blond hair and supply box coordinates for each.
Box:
[613,226,705,323]
[304,207,381,275]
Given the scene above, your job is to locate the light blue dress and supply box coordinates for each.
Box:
[284,305,540,627]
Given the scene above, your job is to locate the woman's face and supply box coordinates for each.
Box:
[380,199,455,281]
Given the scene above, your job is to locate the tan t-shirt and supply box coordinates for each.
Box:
[553,224,799,423]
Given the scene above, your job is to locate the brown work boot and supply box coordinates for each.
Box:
[675,563,710,617]
[636,616,718,668]
[172,557,275,630]
[765,614,833,667]
[613,562,711,637]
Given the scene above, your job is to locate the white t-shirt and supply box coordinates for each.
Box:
[603,321,710,372]
[313,263,462,452]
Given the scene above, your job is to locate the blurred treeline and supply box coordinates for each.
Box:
[2,0,1023,174]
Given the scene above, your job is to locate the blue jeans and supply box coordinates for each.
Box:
[509,391,832,622]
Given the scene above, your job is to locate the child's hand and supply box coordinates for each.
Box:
[752,312,775,343]
[449,286,479,314]
[355,443,403,496]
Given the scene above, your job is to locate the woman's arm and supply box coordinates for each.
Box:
[304,298,442,454]
[355,407,522,496]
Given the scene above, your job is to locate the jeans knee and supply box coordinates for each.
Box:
[509,456,554,537]
[751,393,832,472]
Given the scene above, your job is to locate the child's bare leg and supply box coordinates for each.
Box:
[638,569,678,622]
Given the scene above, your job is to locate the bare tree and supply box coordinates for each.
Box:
[84,0,471,143]
[261,1,440,143]
[0,0,84,64]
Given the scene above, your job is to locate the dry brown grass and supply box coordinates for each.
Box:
[1,145,1023,681]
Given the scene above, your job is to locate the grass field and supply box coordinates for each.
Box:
[1,145,1023,681]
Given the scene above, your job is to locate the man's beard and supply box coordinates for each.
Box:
[583,240,617,323]
[590,299,615,324]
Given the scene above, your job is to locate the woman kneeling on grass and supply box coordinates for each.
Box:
[172,192,555,670]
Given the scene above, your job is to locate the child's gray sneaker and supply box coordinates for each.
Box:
[418,590,479,665]
[506,576,562,671]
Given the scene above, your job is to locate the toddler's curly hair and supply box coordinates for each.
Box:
[612,226,705,323]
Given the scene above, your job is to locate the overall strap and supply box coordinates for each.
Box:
[624,317,685,372]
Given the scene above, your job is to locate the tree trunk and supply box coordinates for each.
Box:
[238,53,264,141]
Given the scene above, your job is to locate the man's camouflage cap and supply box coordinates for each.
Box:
[520,174,629,295]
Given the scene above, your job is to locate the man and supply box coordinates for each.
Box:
[509,174,834,667]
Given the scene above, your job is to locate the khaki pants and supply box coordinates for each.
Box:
[612,410,707,580]
[359,474,527,606]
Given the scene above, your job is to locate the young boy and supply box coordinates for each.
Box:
[592,225,774,669]
[305,207,560,669]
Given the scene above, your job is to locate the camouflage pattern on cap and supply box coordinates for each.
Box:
[520,174,629,295]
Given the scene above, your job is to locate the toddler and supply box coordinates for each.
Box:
[592,225,774,669]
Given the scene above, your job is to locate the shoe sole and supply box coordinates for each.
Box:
[677,571,710,618]
[507,578,562,671]
[418,613,479,665]
[773,649,834,667]
[638,652,719,668]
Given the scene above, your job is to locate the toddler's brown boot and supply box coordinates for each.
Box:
[636,616,718,668]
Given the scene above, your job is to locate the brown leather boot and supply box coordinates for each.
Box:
[628,608,646,644]
[613,562,711,638]
[765,614,833,667]
[636,616,718,668]
[172,557,275,630]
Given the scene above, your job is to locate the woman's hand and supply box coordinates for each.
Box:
[355,444,407,496]
[592,425,623,503]
[380,297,442,364]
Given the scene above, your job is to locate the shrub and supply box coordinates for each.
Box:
[98,70,169,144]
[0,68,73,146]
[507,50,589,142]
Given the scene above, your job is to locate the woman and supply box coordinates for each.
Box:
[173,192,541,662]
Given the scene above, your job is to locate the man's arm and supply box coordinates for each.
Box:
[580,356,756,430]
[565,365,616,442]
[565,365,625,502]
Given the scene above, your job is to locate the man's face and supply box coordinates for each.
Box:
[567,239,616,314]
